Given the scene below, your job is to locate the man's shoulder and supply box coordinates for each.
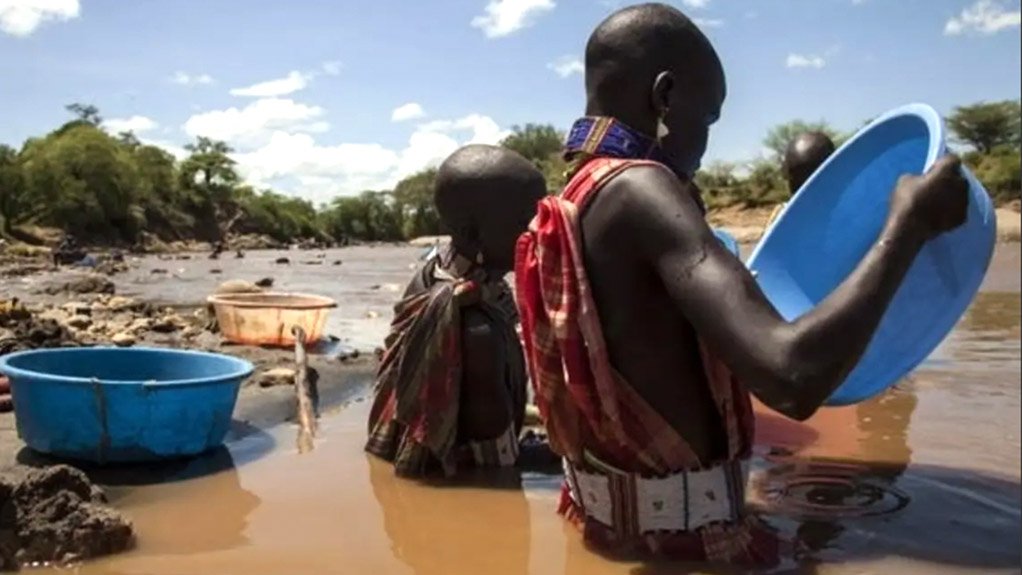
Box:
[585,162,693,222]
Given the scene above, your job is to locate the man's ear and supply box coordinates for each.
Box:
[651,71,675,117]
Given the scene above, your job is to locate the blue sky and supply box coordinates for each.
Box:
[1,0,1019,203]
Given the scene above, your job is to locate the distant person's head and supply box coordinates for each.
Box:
[584,3,726,179]
[434,145,546,275]
[783,132,836,195]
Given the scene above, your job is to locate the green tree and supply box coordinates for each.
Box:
[180,137,239,201]
[392,168,440,239]
[133,144,194,239]
[117,131,142,150]
[501,124,563,164]
[0,145,36,236]
[179,137,241,239]
[500,124,568,194]
[321,191,403,242]
[65,103,102,126]
[967,146,1021,205]
[19,123,144,241]
[947,100,1021,153]
[763,120,844,159]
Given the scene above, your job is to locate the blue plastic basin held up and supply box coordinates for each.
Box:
[0,347,254,463]
[713,228,740,257]
[747,103,996,406]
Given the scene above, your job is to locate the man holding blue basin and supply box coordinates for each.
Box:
[515,2,968,567]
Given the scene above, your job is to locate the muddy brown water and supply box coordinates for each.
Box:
[16,244,1021,574]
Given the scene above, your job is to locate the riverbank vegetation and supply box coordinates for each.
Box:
[1,101,1017,246]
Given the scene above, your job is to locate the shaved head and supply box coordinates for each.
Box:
[783,132,836,194]
[435,145,546,273]
[584,3,726,178]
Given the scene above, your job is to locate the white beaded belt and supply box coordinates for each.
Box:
[563,456,750,534]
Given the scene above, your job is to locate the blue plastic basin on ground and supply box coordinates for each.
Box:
[0,347,254,463]
[747,103,996,406]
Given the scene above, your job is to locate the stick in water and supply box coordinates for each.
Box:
[291,325,318,453]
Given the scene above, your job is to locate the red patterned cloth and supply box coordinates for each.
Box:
[514,157,778,565]
[366,255,525,478]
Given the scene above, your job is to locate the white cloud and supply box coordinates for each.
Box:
[681,0,709,7]
[693,17,724,28]
[183,98,327,147]
[471,0,555,38]
[321,61,343,76]
[0,0,78,37]
[391,102,426,122]
[547,56,583,78]
[230,71,311,98]
[945,0,1021,35]
[786,53,826,69]
[229,113,509,203]
[103,116,158,134]
[170,71,214,86]
[416,114,510,146]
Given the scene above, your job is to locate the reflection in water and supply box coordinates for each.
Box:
[368,457,532,575]
[787,388,917,554]
[106,445,263,555]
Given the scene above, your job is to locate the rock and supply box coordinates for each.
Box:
[332,260,343,266]
[106,296,137,312]
[63,276,115,295]
[150,316,180,334]
[300,260,323,266]
[60,302,92,316]
[126,318,152,333]
[274,257,291,265]
[215,280,263,295]
[255,277,274,288]
[175,255,191,261]
[2,465,134,569]
[210,269,223,275]
[254,367,296,388]
[65,315,92,330]
[95,261,128,276]
[365,310,380,319]
[111,332,135,347]
[150,268,168,275]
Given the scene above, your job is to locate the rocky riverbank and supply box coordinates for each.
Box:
[0,259,377,570]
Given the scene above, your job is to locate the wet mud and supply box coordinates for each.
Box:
[0,466,133,571]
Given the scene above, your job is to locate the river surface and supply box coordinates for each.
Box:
[30,244,1020,574]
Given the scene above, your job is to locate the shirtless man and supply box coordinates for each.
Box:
[515,3,967,565]
[767,131,838,226]
[366,144,545,478]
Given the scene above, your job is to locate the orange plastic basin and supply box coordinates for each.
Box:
[207,292,337,347]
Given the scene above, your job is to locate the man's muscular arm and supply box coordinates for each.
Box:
[606,157,967,421]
